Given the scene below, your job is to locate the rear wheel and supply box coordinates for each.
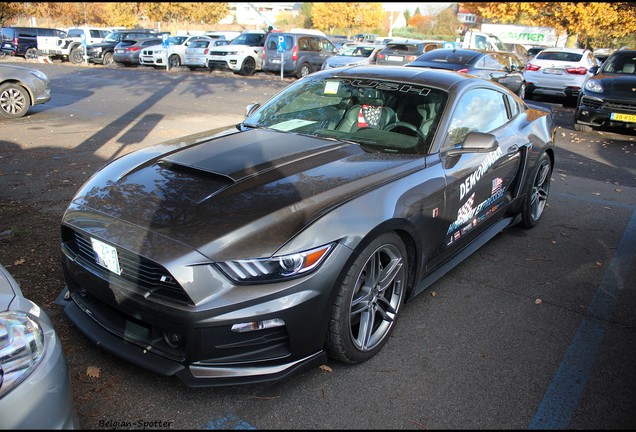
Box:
[520,152,552,229]
[238,56,256,76]
[69,46,84,64]
[326,232,407,364]
[25,47,38,59]
[297,63,311,79]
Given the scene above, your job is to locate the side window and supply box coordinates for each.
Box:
[483,55,503,70]
[310,37,320,52]
[90,30,100,38]
[19,29,37,38]
[39,29,55,37]
[298,37,308,50]
[267,36,277,50]
[323,39,335,52]
[444,88,509,148]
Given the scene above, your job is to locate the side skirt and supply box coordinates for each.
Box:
[408,216,517,301]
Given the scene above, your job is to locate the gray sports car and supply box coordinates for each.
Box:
[58,66,556,387]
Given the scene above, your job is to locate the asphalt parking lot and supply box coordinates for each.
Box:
[0,58,635,429]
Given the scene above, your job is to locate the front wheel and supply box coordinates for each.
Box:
[326,232,407,364]
[238,56,256,76]
[102,51,114,65]
[520,152,552,229]
[0,83,30,118]
[168,54,180,69]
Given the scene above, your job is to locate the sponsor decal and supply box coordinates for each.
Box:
[460,148,503,201]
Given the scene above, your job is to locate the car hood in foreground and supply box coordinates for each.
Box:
[590,73,636,98]
[65,129,423,260]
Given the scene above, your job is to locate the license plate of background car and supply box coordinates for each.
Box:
[388,55,403,62]
[543,68,563,75]
[116,49,124,53]
[90,237,122,275]
[611,112,636,122]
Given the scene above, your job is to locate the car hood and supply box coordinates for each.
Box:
[64,128,422,260]
[208,44,261,53]
[591,73,636,97]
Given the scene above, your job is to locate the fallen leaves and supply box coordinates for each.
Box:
[86,366,101,378]
[319,364,333,373]
[13,257,25,266]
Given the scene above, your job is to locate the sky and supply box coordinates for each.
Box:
[382,2,453,13]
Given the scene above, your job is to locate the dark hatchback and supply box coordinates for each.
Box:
[574,49,636,133]
[375,40,444,66]
[406,48,527,98]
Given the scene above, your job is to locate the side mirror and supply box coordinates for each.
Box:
[245,103,260,117]
[589,65,599,75]
[446,132,499,157]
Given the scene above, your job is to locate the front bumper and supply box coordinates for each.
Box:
[575,94,636,129]
[59,231,350,387]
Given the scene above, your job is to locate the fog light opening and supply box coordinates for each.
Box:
[231,318,285,333]
[163,330,184,348]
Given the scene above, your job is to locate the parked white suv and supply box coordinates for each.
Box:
[524,47,599,105]
[206,30,265,76]
[139,34,212,69]
[37,26,112,64]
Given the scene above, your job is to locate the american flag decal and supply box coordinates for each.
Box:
[492,177,503,195]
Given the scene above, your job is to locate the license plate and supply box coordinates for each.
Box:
[91,238,122,275]
[272,58,281,64]
[209,55,223,61]
[116,49,124,53]
[610,112,636,122]
[543,68,563,75]
[387,55,403,62]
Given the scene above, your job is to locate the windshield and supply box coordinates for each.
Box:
[338,46,375,57]
[169,36,188,45]
[244,75,448,155]
[104,32,123,42]
[601,52,636,74]
[231,33,264,46]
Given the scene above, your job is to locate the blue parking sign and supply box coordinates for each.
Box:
[276,35,286,53]
[162,33,169,48]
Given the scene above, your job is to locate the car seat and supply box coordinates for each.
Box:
[416,92,443,137]
[621,62,635,74]
[336,88,396,132]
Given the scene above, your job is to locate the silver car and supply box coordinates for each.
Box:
[0,263,79,428]
[321,44,381,70]
[0,64,51,119]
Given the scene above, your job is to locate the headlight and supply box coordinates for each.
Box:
[227,51,239,56]
[29,69,48,81]
[216,243,334,283]
[0,311,45,397]
[584,79,603,93]
[155,49,165,55]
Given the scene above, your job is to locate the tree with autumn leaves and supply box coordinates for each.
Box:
[460,2,636,48]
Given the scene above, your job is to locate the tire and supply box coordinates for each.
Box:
[168,54,180,69]
[69,46,84,64]
[188,66,197,71]
[0,83,30,119]
[325,232,407,364]
[574,123,593,133]
[297,63,311,79]
[25,47,38,59]
[238,56,256,76]
[520,152,552,229]
[102,51,114,66]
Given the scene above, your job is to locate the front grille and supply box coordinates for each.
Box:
[65,229,192,305]
[604,101,636,113]
[581,96,603,109]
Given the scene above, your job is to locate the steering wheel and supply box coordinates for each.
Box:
[383,121,427,142]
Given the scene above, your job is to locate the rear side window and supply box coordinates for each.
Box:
[18,29,37,38]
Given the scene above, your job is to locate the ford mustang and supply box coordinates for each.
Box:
[58,66,556,387]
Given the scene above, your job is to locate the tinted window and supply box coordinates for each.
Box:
[536,51,583,62]
[18,29,37,38]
